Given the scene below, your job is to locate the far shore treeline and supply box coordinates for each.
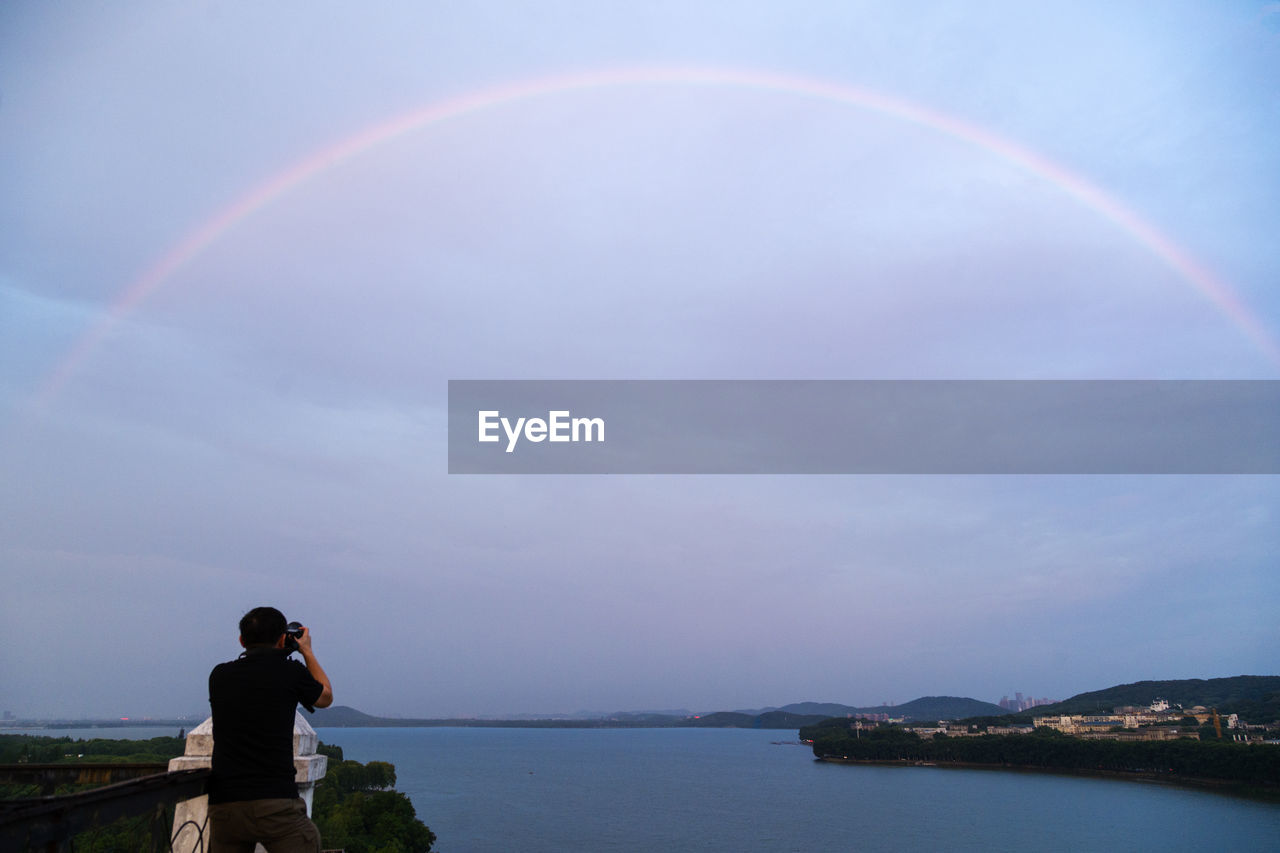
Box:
[6,697,1005,731]
[799,722,1280,794]
[8,675,1279,731]
[291,695,1015,728]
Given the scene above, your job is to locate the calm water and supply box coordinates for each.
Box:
[315,727,1280,852]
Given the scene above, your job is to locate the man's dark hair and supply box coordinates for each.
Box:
[239,606,288,647]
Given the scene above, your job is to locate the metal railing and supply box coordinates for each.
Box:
[0,766,210,852]
[0,762,170,795]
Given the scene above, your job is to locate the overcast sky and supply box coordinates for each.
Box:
[2,1,1278,720]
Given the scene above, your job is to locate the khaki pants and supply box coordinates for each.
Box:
[207,797,321,853]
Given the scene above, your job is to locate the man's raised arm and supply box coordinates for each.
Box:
[295,626,333,709]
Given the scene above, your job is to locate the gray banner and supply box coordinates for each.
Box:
[447,380,1280,474]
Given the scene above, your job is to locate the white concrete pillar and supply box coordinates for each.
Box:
[170,713,328,852]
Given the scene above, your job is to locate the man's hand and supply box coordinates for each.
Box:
[295,626,334,709]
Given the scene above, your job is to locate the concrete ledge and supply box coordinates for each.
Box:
[169,717,324,785]
[293,712,319,756]
[295,754,328,784]
[168,755,210,772]
[182,717,214,757]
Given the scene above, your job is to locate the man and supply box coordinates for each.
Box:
[207,606,334,853]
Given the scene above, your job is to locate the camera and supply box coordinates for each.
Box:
[283,621,304,653]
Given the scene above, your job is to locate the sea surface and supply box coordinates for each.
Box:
[314,726,1280,852]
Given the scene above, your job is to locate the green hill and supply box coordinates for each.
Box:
[777,697,1004,721]
[1028,676,1280,721]
[683,711,829,728]
[775,702,863,717]
[892,696,1006,720]
[309,705,388,726]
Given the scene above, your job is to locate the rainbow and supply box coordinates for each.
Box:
[36,66,1280,403]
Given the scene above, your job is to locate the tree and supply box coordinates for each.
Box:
[312,754,435,853]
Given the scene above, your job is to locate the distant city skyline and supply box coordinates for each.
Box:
[998,693,1055,713]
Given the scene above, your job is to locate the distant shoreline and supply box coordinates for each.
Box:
[2,717,818,731]
[0,722,192,731]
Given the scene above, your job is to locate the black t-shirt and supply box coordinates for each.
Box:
[207,648,324,803]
